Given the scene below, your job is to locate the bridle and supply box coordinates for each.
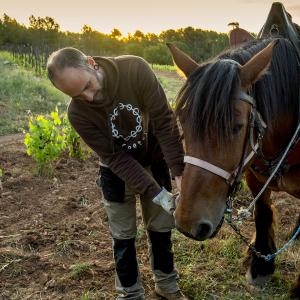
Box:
[181,40,300,260]
[183,90,300,262]
[184,91,267,213]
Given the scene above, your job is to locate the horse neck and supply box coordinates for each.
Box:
[261,112,298,159]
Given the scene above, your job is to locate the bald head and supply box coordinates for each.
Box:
[47,47,89,83]
[46,47,105,103]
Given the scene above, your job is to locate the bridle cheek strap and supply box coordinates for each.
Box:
[184,143,259,185]
[183,91,261,185]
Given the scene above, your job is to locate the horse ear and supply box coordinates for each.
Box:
[166,43,199,77]
[240,41,276,89]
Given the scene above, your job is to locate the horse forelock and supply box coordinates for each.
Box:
[176,59,241,146]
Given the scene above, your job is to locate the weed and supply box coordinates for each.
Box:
[69,262,91,278]
[79,196,89,207]
[56,239,73,256]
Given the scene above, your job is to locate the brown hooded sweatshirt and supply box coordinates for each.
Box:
[67,55,184,199]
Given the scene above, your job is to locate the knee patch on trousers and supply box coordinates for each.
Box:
[113,238,138,287]
[148,230,174,274]
[97,166,125,202]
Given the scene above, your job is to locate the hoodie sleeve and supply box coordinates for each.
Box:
[67,103,161,199]
[135,58,185,177]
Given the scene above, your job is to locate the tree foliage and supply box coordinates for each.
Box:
[0,13,230,65]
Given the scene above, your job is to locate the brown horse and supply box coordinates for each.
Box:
[168,37,300,298]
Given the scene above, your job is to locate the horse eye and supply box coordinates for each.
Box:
[233,124,243,134]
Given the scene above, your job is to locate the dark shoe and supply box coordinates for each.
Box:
[155,287,189,300]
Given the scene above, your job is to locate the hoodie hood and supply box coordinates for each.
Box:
[92,56,119,107]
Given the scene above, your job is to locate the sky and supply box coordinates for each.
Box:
[1,0,300,35]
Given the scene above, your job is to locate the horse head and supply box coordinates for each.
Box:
[168,42,276,241]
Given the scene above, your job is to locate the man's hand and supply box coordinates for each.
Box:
[152,188,176,215]
[175,176,182,192]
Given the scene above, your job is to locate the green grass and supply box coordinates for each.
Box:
[56,239,73,256]
[156,73,184,108]
[0,51,182,135]
[0,51,69,135]
[172,228,297,300]
[79,289,113,300]
[152,64,177,72]
[0,253,24,278]
[69,262,91,278]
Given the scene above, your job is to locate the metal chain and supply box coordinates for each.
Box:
[225,214,300,262]
[225,216,268,260]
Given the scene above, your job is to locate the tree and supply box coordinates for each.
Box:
[125,43,144,57]
[159,29,178,42]
[81,24,93,35]
[144,44,171,65]
[0,14,28,45]
[29,15,60,31]
[133,30,145,41]
[0,13,229,66]
[110,28,122,39]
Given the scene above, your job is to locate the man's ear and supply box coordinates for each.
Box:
[87,56,96,66]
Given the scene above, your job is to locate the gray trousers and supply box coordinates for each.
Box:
[101,182,179,299]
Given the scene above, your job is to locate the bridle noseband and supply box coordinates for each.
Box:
[184,91,267,212]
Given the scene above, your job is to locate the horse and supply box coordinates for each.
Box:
[167,36,300,298]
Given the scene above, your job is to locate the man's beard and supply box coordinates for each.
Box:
[93,88,104,102]
[93,69,105,103]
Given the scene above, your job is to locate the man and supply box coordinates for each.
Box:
[47,47,187,300]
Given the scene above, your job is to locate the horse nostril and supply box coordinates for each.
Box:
[175,222,195,240]
[195,222,213,240]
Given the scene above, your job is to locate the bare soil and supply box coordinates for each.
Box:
[0,136,154,300]
[0,135,299,300]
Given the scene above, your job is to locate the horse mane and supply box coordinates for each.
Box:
[176,37,300,145]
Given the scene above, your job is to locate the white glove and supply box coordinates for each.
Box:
[152,187,176,215]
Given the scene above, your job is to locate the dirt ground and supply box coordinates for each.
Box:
[0,136,154,300]
[0,135,299,300]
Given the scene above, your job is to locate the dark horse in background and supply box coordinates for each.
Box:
[168,2,300,298]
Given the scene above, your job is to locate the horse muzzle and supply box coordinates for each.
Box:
[175,215,225,241]
[175,219,215,241]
